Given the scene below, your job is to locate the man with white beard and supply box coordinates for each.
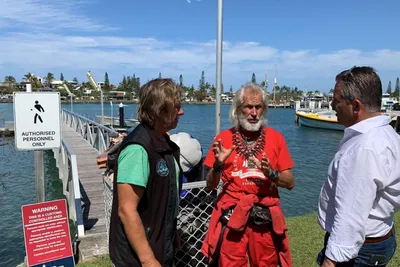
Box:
[201,83,295,267]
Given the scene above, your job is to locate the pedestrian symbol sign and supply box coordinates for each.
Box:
[14,92,61,150]
[32,100,45,124]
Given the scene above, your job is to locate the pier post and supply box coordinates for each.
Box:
[34,151,45,202]
[119,103,124,128]
[26,82,45,202]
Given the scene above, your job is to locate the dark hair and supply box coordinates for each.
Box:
[136,78,182,127]
[335,66,382,112]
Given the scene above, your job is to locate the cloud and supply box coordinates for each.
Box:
[186,0,202,4]
[1,31,400,90]
[0,0,115,31]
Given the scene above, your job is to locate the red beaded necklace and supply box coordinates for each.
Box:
[232,127,266,159]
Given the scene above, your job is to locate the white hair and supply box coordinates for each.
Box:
[229,83,269,129]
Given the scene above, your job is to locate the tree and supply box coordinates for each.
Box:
[159,72,162,79]
[73,77,79,84]
[60,73,64,81]
[104,72,110,91]
[199,71,205,89]
[24,73,42,91]
[179,74,183,86]
[45,73,54,87]
[4,76,16,91]
[251,73,256,83]
[210,84,216,96]
[386,81,392,95]
[230,85,233,93]
[136,77,141,89]
[394,77,400,98]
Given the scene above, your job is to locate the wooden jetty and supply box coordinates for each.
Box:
[60,122,108,260]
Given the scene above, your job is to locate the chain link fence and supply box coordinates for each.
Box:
[103,175,220,267]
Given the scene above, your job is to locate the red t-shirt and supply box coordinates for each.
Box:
[204,127,294,195]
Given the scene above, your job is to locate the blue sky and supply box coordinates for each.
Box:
[0,0,399,92]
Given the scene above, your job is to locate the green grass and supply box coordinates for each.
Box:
[76,255,111,267]
[77,213,400,267]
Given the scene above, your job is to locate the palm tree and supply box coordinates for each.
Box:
[45,73,55,87]
[4,76,16,90]
[24,73,42,91]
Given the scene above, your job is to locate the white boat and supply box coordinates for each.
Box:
[96,115,140,128]
[296,110,345,131]
[381,93,398,112]
[296,109,398,131]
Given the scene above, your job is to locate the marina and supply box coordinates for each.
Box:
[1,97,400,266]
[0,103,346,266]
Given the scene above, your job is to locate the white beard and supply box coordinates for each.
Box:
[238,114,267,131]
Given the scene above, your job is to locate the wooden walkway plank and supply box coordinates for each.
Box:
[61,123,107,238]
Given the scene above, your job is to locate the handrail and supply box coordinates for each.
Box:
[52,137,85,238]
[61,109,118,153]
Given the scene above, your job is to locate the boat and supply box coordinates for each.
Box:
[96,115,140,128]
[381,93,398,112]
[296,109,399,131]
[295,110,345,131]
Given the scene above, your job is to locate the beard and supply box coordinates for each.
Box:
[238,113,267,131]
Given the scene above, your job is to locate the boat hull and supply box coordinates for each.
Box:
[296,113,345,131]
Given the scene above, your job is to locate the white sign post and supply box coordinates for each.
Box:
[13,92,61,203]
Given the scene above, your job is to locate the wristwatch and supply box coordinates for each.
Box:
[213,161,224,173]
[267,169,280,182]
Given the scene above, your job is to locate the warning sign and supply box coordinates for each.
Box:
[14,92,61,150]
[21,199,75,267]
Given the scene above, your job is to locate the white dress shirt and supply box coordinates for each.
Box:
[318,115,400,262]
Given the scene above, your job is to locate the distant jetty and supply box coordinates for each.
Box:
[0,121,14,137]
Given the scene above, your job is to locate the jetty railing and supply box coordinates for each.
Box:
[53,138,85,238]
[61,109,118,153]
[104,177,218,267]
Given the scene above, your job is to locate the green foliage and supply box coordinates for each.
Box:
[394,78,400,98]
[387,81,392,95]
[104,72,111,91]
[46,73,54,86]
[251,73,256,83]
[179,74,183,86]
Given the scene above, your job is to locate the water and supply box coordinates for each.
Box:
[0,102,344,266]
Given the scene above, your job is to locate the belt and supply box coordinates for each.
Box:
[365,229,393,244]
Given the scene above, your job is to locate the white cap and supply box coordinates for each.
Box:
[170,132,202,172]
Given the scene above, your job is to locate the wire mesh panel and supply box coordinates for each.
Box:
[174,182,217,267]
[103,176,219,266]
[103,174,113,246]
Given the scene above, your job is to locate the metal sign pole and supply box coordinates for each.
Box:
[26,83,45,203]
[215,0,224,135]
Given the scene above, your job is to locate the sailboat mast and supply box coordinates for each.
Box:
[264,72,268,92]
[273,64,278,107]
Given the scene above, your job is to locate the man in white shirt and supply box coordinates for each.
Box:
[317,66,400,267]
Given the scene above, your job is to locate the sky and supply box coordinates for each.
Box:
[0,0,399,92]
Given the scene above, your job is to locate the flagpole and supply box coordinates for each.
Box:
[215,0,223,135]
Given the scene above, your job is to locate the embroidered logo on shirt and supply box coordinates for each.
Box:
[156,159,169,177]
